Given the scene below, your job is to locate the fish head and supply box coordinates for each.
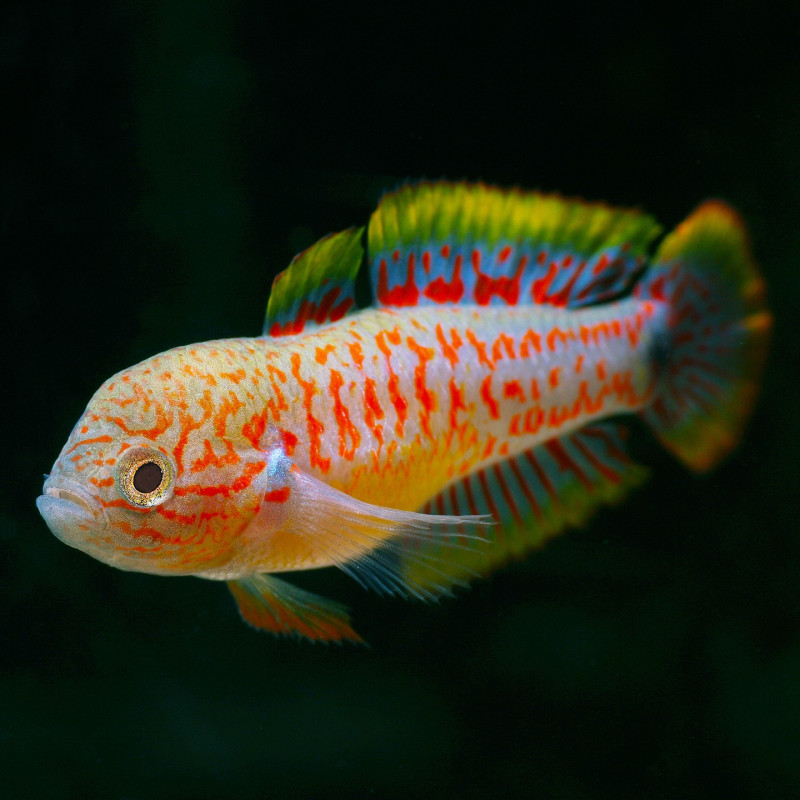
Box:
[37,346,273,576]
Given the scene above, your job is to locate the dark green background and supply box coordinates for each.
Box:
[3,2,798,798]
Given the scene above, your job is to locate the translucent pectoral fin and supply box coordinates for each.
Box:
[289,468,491,600]
[227,574,363,644]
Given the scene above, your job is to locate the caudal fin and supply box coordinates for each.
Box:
[635,201,771,472]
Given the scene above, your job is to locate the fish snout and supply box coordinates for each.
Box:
[37,477,107,545]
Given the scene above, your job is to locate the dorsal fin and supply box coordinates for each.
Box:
[264,227,365,337]
[367,181,662,309]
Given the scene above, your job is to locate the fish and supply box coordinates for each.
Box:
[37,181,771,642]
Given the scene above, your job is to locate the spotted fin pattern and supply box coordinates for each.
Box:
[405,423,648,593]
[368,182,662,310]
[264,227,365,336]
[634,201,771,471]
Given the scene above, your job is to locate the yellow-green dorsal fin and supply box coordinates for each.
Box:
[264,226,365,337]
[368,181,662,309]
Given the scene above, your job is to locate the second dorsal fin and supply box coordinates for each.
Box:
[367,181,662,310]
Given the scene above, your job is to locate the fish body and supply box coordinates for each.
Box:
[37,182,771,642]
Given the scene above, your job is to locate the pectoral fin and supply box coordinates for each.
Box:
[286,468,490,600]
[227,574,363,644]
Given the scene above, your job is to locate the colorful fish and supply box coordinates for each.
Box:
[37,182,771,642]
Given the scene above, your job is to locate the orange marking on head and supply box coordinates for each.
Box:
[242,409,269,449]
[466,329,493,369]
[480,375,500,419]
[99,497,138,510]
[264,486,291,504]
[156,506,198,527]
[175,460,266,498]
[530,378,541,401]
[549,367,560,389]
[90,476,115,488]
[110,395,137,408]
[109,386,173,441]
[575,354,584,373]
[498,441,509,456]
[482,435,497,459]
[174,390,214,472]
[280,429,298,456]
[191,438,239,473]
[181,363,218,387]
[596,360,607,381]
[64,435,113,456]
[212,390,245,438]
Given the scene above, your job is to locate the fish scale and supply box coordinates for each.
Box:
[269,302,660,503]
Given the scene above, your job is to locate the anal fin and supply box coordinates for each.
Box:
[227,573,363,644]
[411,423,649,591]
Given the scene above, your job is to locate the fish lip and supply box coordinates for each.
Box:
[38,477,106,529]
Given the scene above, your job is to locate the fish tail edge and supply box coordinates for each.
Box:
[636,200,771,472]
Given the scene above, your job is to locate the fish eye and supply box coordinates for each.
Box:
[115,447,174,508]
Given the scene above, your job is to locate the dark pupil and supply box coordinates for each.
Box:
[133,461,163,494]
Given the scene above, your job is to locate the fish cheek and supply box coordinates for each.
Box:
[104,505,169,552]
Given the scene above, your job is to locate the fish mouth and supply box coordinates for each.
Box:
[37,477,107,545]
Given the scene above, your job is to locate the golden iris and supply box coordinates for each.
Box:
[116,447,174,507]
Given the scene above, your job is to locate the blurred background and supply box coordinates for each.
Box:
[3,2,799,798]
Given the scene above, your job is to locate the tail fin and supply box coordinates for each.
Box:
[635,201,771,472]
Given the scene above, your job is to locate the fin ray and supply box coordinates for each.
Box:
[408,423,649,591]
[289,468,490,600]
[368,181,662,310]
[635,201,771,471]
[264,227,364,336]
[227,573,363,643]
